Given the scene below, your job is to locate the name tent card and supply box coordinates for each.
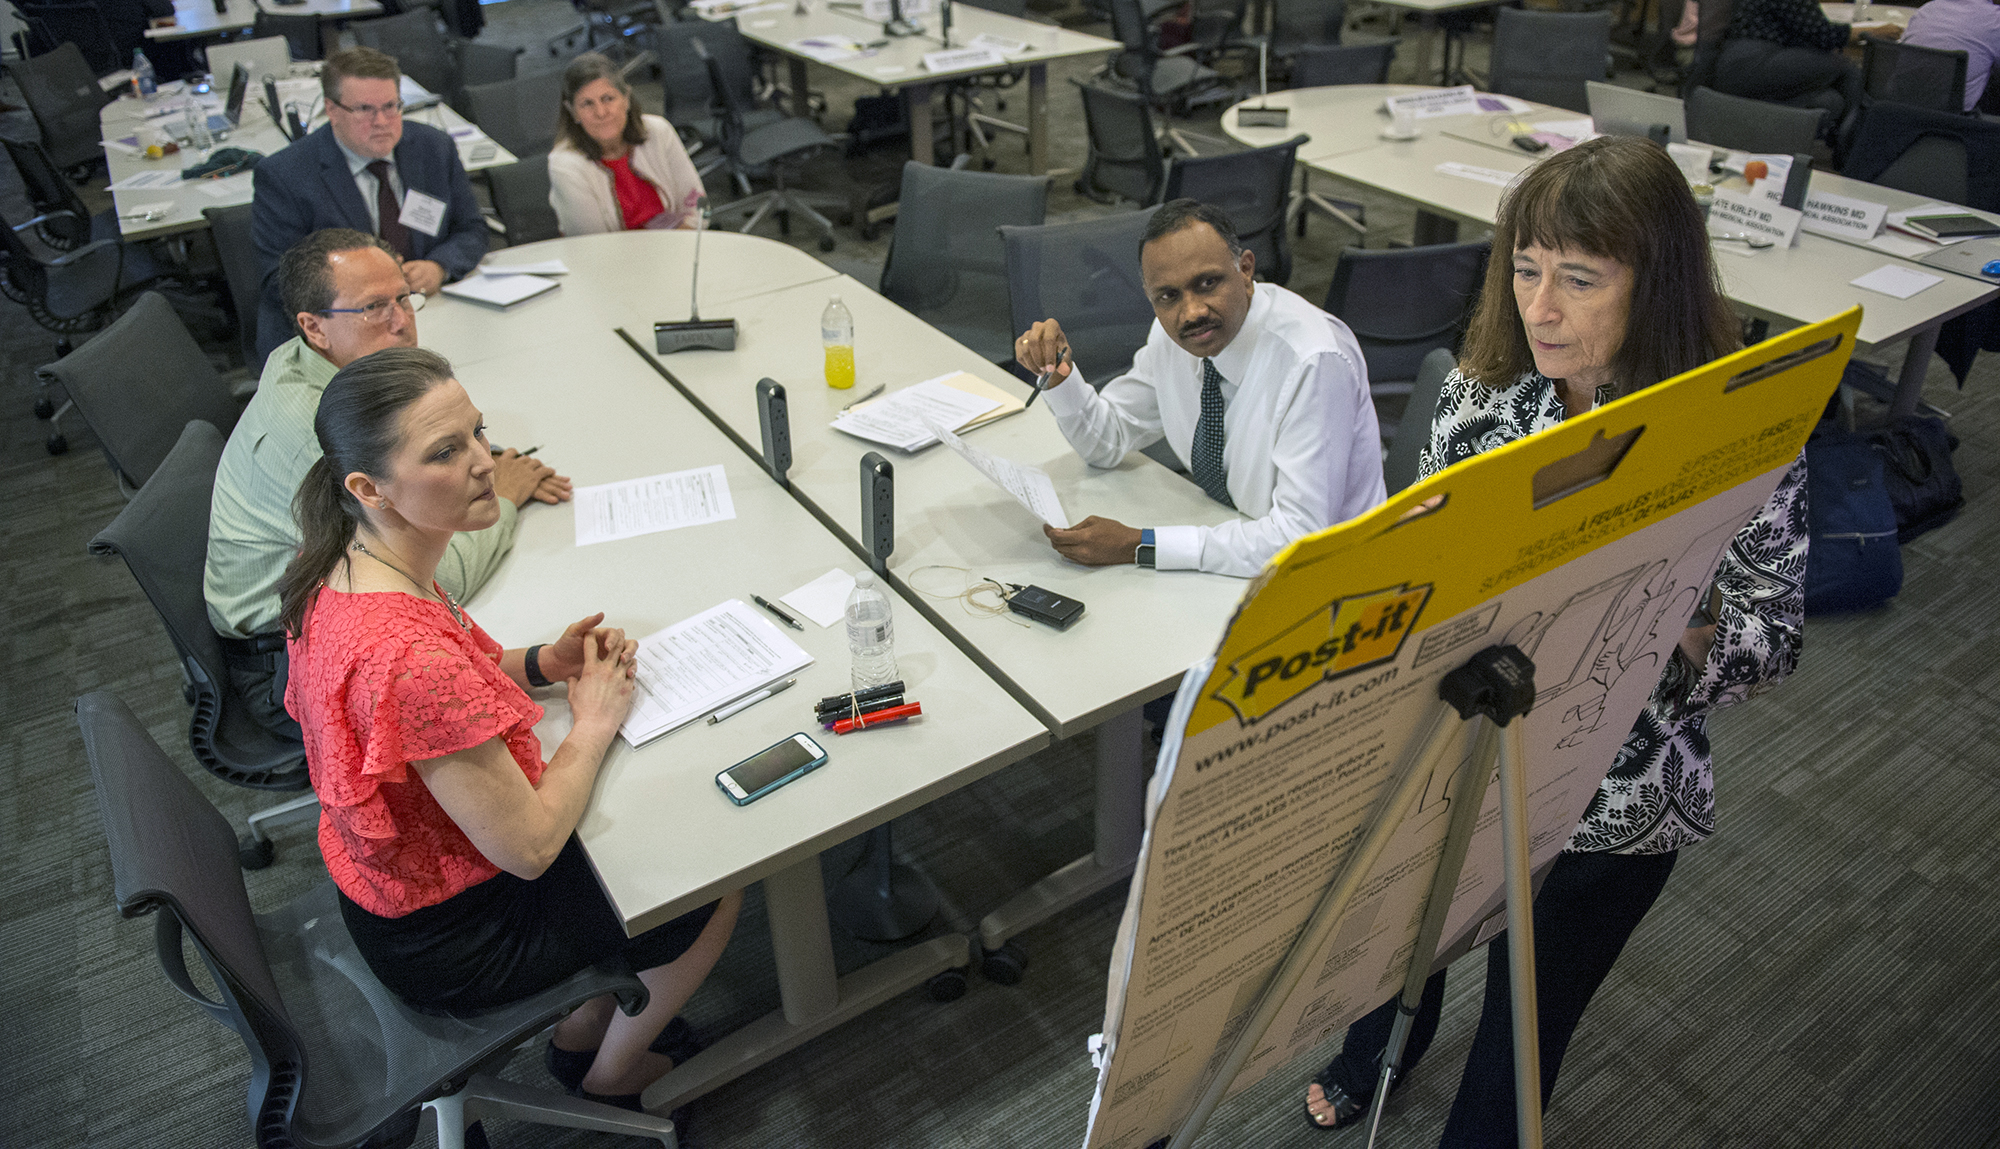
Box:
[1801,190,1887,242]
[922,46,1007,72]
[1711,187,1804,248]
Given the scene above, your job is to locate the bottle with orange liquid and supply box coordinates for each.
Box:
[822,295,855,389]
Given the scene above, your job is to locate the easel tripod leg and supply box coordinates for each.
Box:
[1496,720,1544,1149]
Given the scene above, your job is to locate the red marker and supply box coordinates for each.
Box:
[829,701,922,734]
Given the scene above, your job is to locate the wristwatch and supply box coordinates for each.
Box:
[1134,528,1156,569]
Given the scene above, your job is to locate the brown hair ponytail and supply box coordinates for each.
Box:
[276,347,457,641]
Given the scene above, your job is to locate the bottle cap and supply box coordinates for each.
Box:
[855,569,875,587]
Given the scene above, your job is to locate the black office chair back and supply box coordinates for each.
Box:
[1845,101,2000,209]
[201,203,267,372]
[690,34,751,158]
[1685,86,1825,155]
[18,1,123,74]
[1323,239,1490,386]
[75,690,655,1149]
[1488,7,1611,114]
[252,10,323,60]
[2,134,98,249]
[880,161,1050,362]
[1107,0,1171,95]
[464,69,564,156]
[1288,39,1395,87]
[352,10,457,96]
[0,200,123,331]
[1860,36,1968,115]
[1075,80,1166,205]
[488,153,563,244]
[10,41,117,172]
[1383,347,1456,494]
[1164,135,1304,286]
[1002,206,1163,387]
[1270,0,1347,55]
[656,18,757,128]
[85,420,309,790]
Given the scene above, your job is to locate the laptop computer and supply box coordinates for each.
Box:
[1919,236,2000,281]
[206,36,293,89]
[222,62,250,128]
[1586,81,1687,145]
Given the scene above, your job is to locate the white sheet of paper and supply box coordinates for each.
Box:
[480,259,570,276]
[1850,264,1943,300]
[829,376,1002,451]
[923,46,1007,72]
[970,31,1030,53]
[399,189,446,237]
[108,169,183,191]
[1434,162,1519,188]
[780,568,858,629]
[440,273,559,307]
[573,464,736,546]
[933,425,1071,528]
[620,600,813,746]
[862,0,932,16]
[1535,117,1594,140]
[1867,231,1937,259]
[197,174,253,198]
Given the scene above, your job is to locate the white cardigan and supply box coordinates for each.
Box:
[547,114,705,235]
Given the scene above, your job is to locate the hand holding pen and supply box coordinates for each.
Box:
[1014,318,1073,409]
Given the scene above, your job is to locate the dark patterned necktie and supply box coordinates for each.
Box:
[368,160,412,258]
[1191,358,1235,509]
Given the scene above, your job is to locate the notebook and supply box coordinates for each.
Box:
[1901,213,2000,240]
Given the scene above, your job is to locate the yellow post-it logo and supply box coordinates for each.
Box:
[1211,584,1433,724]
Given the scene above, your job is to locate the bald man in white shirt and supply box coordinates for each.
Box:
[1015,199,1385,578]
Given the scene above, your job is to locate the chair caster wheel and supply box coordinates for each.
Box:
[980,942,1027,985]
[238,836,275,870]
[46,433,68,455]
[33,397,55,419]
[860,223,879,241]
[818,235,837,252]
[926,968,968,1002]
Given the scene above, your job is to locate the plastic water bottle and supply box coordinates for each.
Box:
[1852,0,1871,23]
[132,49,157,99]
[822,295,855,390]
[844,570,898,690]
[184,101,213,153]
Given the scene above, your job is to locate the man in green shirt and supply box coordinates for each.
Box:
[205,228,569,737]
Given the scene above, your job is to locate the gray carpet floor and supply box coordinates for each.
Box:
[4,3,1999,1146]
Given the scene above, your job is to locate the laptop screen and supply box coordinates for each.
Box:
[224,62,249,126]
[1586,82,1687,144]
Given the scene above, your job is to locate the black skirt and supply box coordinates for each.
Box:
[339,836,719,1016]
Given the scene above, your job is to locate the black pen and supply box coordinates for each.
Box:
[753,594,804,630]
[491,445,542,457]
[1024,346,1069,410]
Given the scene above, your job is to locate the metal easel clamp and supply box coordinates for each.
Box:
[1437,644,1535,726]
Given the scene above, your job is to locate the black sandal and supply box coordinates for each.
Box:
[1303,1057,1400,1132]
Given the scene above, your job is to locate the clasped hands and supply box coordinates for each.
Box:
[1018,319,1147,566]
[491,447,572,507]
[536,613,639,685]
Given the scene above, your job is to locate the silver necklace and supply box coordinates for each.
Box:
[350,537,467,630]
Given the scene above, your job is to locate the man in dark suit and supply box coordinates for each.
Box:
[251,46,486,360]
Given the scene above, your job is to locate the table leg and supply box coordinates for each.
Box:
[907,81,935,165]
[1890,325,1939,420]
[1028,62,1050,176]
[1413,210,1459,246]
[765,855,839,1025]
[1414,14,1441,85]
[978,708,1145,953]
[788,57,811,118]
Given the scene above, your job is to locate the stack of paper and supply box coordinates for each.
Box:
[440,273,561,308]
[478,259,570,277]
[621,600,814,746]
[789,36,866,63]
[830,372,1024,451]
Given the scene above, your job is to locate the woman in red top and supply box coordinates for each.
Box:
[280,347,740,1114]
[547,53,706,236]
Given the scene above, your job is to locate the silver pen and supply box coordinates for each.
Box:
[706,678,797,724]
[840,384,886,412]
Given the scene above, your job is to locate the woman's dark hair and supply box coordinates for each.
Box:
[1458,135,1742,400]
[555,53,647,161]
[278,348,458,641]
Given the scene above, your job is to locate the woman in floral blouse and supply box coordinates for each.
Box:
[1303,136,1808,1143]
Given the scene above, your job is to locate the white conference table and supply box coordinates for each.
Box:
[421,323,1050,1112]
[432,229,1251,968]
[1227,87,2000,416]
[713,2,1119,174]
[146,0,387,43]
[100,79,516,241]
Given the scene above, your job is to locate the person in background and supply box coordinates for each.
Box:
[1901,0,2000,111]
[280,347,740,1140]
[547,53,705,235]
[1301,136,1808,1144]
[207,228,567,740]
[1710,0,1903,138]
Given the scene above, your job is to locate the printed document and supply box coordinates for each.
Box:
[574,464,736,546]
[830,375,1002,451]
[622,600,814,746]
[933,425,1071,528]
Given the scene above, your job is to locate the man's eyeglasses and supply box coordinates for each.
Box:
[329,97,403,120]
[319,292,425,323]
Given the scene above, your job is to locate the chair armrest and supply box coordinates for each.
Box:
[47,238,121,269]
[13,209,83,233]
[1161,43,1202,58]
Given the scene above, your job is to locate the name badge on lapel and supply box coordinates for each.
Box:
[399,189,447,237]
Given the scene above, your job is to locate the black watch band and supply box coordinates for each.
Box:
[524,644,551,688]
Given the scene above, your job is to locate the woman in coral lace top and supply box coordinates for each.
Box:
[547,52,705,236]
[280,347,740,1115]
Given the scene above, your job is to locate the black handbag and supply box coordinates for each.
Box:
[1803,424,1903,615]
[1867,416,1963,544]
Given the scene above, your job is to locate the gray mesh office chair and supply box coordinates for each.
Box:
[86,421,315,869]
[351,9,518,108]
[1269,0,1346,58]
[10,41,116,173]
[654,18,778,169]
[1383,347,1456,494]
[3,135,115,250]
[1162,135,1304,286]
[16,1,122,74]
[41,292,243,492]
[1323,240,1489,444]
[1074,79,1167,206]
[1488,8,1611,114]
[4,200,126,454]
[1685,86,1825,156]
[75,690,679,1149]
[1845,100,2000,208]
[487,153,564,244]
[1288,39,1395,86]
[1859,36,1969,116]
[693,36,843,250]
[878,162,1050,363]
[202,203,268,372]
[1106,0,1236,154]
[252,10,325,59]
[463,69,564,157]
[1001,206,1163,389]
